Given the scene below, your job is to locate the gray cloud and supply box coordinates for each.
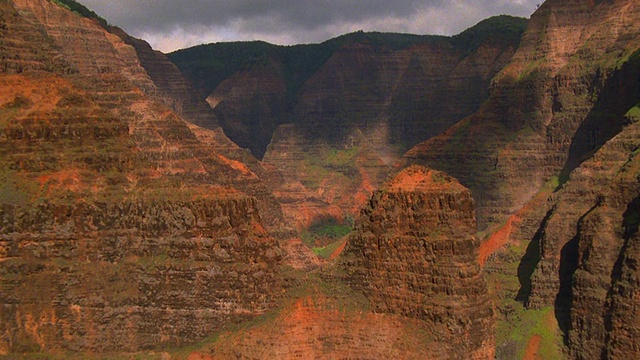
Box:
[80,0,540,52]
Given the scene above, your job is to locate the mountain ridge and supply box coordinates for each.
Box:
[3,0,640,358]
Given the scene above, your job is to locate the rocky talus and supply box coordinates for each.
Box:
[0,0,288,353]
[340,166,495,359]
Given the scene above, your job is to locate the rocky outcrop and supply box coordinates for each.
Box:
[0,0,289,353]
[340,166,495,359]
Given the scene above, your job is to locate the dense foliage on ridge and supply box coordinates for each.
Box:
[168,15,527,99]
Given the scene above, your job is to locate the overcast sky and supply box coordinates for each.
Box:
[80,0,540,53]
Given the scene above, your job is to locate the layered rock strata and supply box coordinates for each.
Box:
[526,104,640,358]
[341,166,495,359]
[403,0,640,232]
[0,0,288,353]
[110,28,220,131]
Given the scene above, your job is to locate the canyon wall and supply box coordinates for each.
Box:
[0,0,289,352]
[3,0,640,358]
[400,0,640,357]
[403,0,640,232]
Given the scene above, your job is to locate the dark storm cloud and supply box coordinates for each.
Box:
[80,0,539,52]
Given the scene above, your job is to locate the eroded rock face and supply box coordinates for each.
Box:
[0,197,281,352]
[403,0,640,232]
[341,166,495,359]
[109,27,220,131]
[523,111,640,359]
[0,0,287,353]
[171,18,526,229]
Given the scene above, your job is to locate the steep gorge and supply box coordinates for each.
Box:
[181,166,495,360]
[3,0,640,358]
[171,18,527,229]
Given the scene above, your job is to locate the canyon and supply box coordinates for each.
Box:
[0,0,639,359]
[170,17,527,229]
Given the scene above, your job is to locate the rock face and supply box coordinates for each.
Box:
[0,0,287,353]
[170,18,527,228]
[400,0,640,358]
[341,166,495,359]
[403,0,640,232]
[110,27,220,131]
[526,103,640,359]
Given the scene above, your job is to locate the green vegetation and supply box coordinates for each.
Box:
[625,102,640,123]
[452,15,528,56]
[301,217,353,248]
[313,238,347,259]
[168,32,445,99]
[297,144,361,189]
[51,0,108,27]
[498,304,564,359]
[487,241,565,359]
[325,147,359,166]
[168,15,527,98]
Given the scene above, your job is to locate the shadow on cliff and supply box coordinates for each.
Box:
[554,203,600,345]
[554,234,580,345]
[516,209,553,304]
[556,52,640,187]
[601,196,640,357]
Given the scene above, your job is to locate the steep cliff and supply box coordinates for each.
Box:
[0,0,289,353]
[398,0,640,358]
[340,166,495,359]
[403,0,640,233]
[526,98,640,359]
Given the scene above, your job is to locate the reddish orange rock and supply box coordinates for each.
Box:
[341,165,495,359]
